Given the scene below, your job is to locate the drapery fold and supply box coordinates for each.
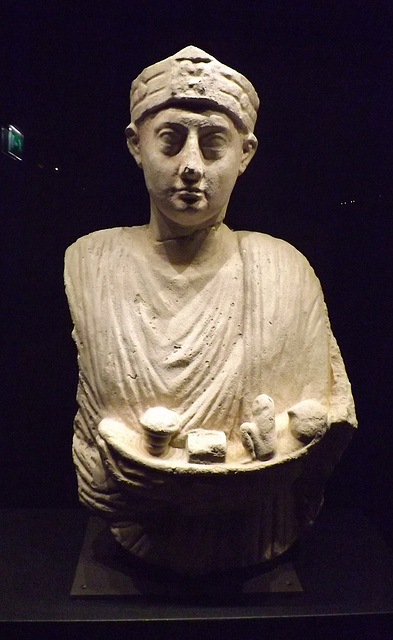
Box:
[65,223,356,527]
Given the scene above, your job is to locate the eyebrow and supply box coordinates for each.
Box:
[154,122,186,133]
[154,120,232,134]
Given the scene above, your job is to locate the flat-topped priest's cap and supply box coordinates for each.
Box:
[128,46,259,133]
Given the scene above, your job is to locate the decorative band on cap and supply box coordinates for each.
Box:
[129,46,259,132]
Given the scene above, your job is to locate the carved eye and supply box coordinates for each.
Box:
[158,129,184,155]
[200,133,227,159]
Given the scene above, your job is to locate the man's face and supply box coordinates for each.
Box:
[130,108,255,230]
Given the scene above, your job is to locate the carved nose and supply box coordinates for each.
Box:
[181,165,202,182]
[179,138,203,182]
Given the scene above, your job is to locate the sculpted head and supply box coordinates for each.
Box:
[125,46,259,236]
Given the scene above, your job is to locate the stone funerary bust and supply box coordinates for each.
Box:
[65,46,356,575]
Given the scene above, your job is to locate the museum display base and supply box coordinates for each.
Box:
[70,516,303,597]
[1,507,392,638]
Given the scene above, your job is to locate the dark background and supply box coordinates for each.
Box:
[1,0,392,546]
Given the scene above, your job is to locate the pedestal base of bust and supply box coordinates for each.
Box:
[71,516,303,596]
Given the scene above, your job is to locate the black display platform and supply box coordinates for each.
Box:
[1,507,393,638]
[70,516,302,596]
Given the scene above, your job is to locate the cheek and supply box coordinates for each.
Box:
[144,163,170,194]
[206,162,231,188]
[216,165,239,198]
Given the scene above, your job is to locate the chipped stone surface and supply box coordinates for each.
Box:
[65,46,357,575]
[187,429,227,464]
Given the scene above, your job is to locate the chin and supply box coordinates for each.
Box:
[164,206,212,226]
[170,217,211,229]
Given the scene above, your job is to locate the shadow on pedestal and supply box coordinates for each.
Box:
[71,516,303,599]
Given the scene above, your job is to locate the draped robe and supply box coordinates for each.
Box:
[65,223,356,540]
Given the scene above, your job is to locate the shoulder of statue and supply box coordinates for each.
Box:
[65,227,121,254]
[65,226,144,260]
[237,229,307,261]
[236,229,320,285]
[235,229,324,312]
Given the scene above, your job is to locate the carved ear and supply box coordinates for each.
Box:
[125,123,143,168]
[238,133,258,176]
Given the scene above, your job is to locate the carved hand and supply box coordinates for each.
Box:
[240,394,277,460]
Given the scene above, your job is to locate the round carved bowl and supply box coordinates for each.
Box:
[90,417,341,574]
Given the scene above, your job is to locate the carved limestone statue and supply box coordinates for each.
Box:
[65,46,357,575]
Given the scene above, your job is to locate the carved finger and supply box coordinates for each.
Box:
[251,394,276,458]
[240,422,257,459]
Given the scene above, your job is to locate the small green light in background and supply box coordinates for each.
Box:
[1,125,24,161]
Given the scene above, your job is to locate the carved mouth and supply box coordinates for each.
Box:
[176,189,204,204]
